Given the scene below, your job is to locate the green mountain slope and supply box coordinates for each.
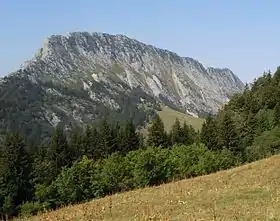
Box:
[157,106,205,132]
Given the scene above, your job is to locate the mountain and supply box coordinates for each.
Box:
[0,32,244,142]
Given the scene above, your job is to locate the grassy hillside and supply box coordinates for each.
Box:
[18,155,280,221]
[157,106,205,132]
[139,106,204,137]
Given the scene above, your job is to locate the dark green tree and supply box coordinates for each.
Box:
[200,115,218,150]
[147,114,168,148]
[99,120,119,156]
[32,144,52,185]
[240,113,257,149]
[185,123,197,145]
[0,133,33,217]
[219,111,241,155]
[88,126,101,159]
[274,102,280,125]
[169,118,184,145]
[273,66,280,83]
[81,125,101,159]
[46,127,72,183]
[69,128,84,160]
[119,119,140,154]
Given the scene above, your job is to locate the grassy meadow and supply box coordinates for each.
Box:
[157,106,205,132]
[15,154,280,221]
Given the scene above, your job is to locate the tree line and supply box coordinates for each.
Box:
[0,116,199,219]
[2,67,280,219]
[200,67,280,161]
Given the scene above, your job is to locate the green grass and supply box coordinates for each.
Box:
[138,106,205,136]
[157,106,205,132]
[18,155,280,220]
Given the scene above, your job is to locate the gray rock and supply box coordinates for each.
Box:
[0,32,244,140]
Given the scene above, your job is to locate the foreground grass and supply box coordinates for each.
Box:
[17,154,280,220]
[157,106,205,132]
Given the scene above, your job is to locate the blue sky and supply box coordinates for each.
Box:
[0,0,279,83]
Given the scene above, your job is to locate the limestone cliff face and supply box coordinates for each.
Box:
[0,32,244,140]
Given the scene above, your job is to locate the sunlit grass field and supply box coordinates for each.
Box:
[17,154,280,220]
[157,106,205,132]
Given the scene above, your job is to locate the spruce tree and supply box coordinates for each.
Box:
[119,119,140,153]
[0,133,33,217]
[47,127,72,182]
[273,66,280,83]
[274,102,280,125]
[184,123,197,145]
[170,118,183,145]
[87,126,101,160]
[147,114,168,148]
[32,144,50,185]
[69,128,84,160]
[200,115,218,150]
[71,125,101,160]
[219,111,240,154]
[99,119,119,156]
[82,125,99,159]
[242,113,257,147]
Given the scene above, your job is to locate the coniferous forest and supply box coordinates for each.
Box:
[2,68,280,219]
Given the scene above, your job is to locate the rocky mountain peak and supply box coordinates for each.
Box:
[0,31,244,141]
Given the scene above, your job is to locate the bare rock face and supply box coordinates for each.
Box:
[0,32,244,141]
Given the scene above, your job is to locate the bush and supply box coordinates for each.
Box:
[166,145,193,180]
[192,148,217,176]
[98,153,132,194]
[245,127,280,162]
[167,143,206,179]
[24,143,245,216]
[214,148,239,170]
[126,147,170,187]
[54,156,98,205]
[34,183,58,209]
[19,201,45,217]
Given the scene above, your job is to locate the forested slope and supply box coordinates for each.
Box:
[2,67,280,220]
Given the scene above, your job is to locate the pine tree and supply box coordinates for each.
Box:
[82,125,99,159]
[200,115,218,150]
[119,119,140,153]
[273,66,280,83]
[99,120,119,156]
[87,126,101,160]
[219,111,240,154]
[32,144,50,185]
[47,127,72,182]
[69,128,84,160]
[147,114,168,148]
[181,121,191,145]
[274,102,280,125]
[241,113,257,147]
[0,133,33,217]
[187,123,197,145]
[71,125,101,160]
[170,118,183,145]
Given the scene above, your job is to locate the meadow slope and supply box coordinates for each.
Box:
[157,106,205,132]
[18,154,280,221]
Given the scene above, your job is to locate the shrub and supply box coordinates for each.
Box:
[97,153,132,194]
[214,148,239,170]
[34,183,58,209]
[245,127,280,162]
[19,201,45,217]
[126,147,170,187]
[54,155,97,204]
